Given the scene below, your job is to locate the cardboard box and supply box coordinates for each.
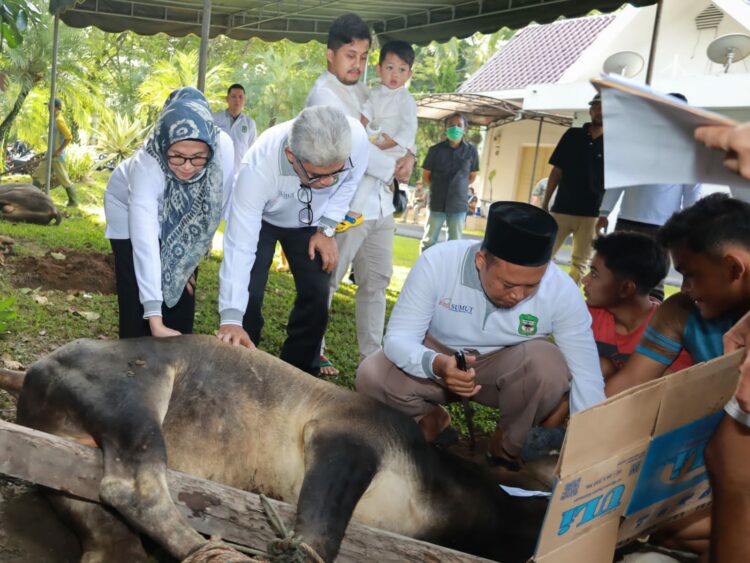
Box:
[533,351,742,562]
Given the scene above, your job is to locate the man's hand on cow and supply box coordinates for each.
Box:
[394,152,416,183]
[695,122,750,181]
[724,311,750,412]
[216,324,256,349]
[148,316,182,338]
[309,232,338,273]
[432,353,481,398]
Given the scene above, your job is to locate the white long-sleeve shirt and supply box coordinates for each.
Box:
[211,110,257,174]
[306,71,398,219]
[383,240,606,414]
[218,116,369,325]
[103,132,235,316]
[362,83,417,154]
[599,183,702,226]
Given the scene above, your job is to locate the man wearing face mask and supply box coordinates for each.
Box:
[356,201,605,470]
[420,113,480,252]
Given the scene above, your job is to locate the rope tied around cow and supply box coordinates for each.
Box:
[181,494,325,563]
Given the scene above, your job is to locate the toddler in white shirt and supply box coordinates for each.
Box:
[337,40,418,232]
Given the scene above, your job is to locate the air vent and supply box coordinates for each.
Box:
[695,4,724,30]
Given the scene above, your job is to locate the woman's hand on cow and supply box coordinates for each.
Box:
[309,232,338,273]
[216,324,256,349]
[432,353,481,398]
[724,311,750,412]
[148,316,181,338]
[695,121,750,180]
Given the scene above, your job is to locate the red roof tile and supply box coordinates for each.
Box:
[459,14,616,93]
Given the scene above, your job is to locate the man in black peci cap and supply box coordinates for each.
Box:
[357,201,605,469]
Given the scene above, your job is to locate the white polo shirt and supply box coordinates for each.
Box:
[383,240,606,414]
[212,109,257,173]
[218,115,369,325]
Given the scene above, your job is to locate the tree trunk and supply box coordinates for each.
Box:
[0,79,37,145]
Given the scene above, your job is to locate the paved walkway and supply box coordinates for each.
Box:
[394,220,682,288]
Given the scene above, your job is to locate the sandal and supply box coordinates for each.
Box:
[319,355,339,377]
[336,214,363,233]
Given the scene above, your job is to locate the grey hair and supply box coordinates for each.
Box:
[288,106,352,166]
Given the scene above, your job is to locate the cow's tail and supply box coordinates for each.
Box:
[53,208,62,225]
[0,367,25,397]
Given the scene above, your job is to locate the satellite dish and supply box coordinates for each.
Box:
[707,33,750,73]
[603,51,645,77]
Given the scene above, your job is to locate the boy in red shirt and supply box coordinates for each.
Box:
[582,231,692,378]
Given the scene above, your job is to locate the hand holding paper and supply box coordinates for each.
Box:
[695,121,750,180]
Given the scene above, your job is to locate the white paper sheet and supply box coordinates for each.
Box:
[499,485,551,498]
[593,74,750,200]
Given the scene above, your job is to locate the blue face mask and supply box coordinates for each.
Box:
[446,126,464,141]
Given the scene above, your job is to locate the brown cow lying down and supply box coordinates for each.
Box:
[8,336,546,562]
[0,183,61,225]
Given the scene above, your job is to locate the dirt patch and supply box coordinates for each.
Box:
[9,250,116,294]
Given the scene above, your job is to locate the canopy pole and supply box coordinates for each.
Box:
[197,0,212,92]
[528,117,544,203]
[44,11,61,195]
[645,0,663,85]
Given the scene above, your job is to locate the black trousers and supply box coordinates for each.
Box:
[613,218,664,301]
[244,221,331,376]
[110,239,196,338]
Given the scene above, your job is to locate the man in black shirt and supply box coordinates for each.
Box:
[421,113,480,252]
[542,94,604,284]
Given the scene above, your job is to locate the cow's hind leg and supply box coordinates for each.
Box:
[294,421,380,562]
[18,356,205,561]
[95,407,205,560]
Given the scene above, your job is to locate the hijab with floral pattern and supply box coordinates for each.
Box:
[144,87,223,308]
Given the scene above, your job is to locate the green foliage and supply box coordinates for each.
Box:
[93,110,146,165]
[0,0,41,51]
[0,296,16,332]
[64,144,95,182]
[136,49,230,121]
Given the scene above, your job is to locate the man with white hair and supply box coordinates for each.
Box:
[217,106,368,376]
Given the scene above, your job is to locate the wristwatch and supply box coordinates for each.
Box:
[317,224,336,238]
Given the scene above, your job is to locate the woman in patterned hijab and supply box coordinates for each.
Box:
[105,87,230,338]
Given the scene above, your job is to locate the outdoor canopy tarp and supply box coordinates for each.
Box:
[49,0,658,45]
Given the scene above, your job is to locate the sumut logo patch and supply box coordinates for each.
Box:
[438,297,474,314]
[518,313,539,336]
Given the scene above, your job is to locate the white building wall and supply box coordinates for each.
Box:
[527,0,750,111]
[478,119,568,203]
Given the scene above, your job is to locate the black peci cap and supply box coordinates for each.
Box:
[482,201,558,267]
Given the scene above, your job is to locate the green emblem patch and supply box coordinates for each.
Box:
[241,125,248,133]
[518,313,539,336]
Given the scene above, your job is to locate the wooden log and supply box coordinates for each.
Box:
[0,420,492,562]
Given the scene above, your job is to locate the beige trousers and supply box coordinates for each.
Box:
[356,336,571,457]
[551,212,598,284]
[325,214,395,358]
